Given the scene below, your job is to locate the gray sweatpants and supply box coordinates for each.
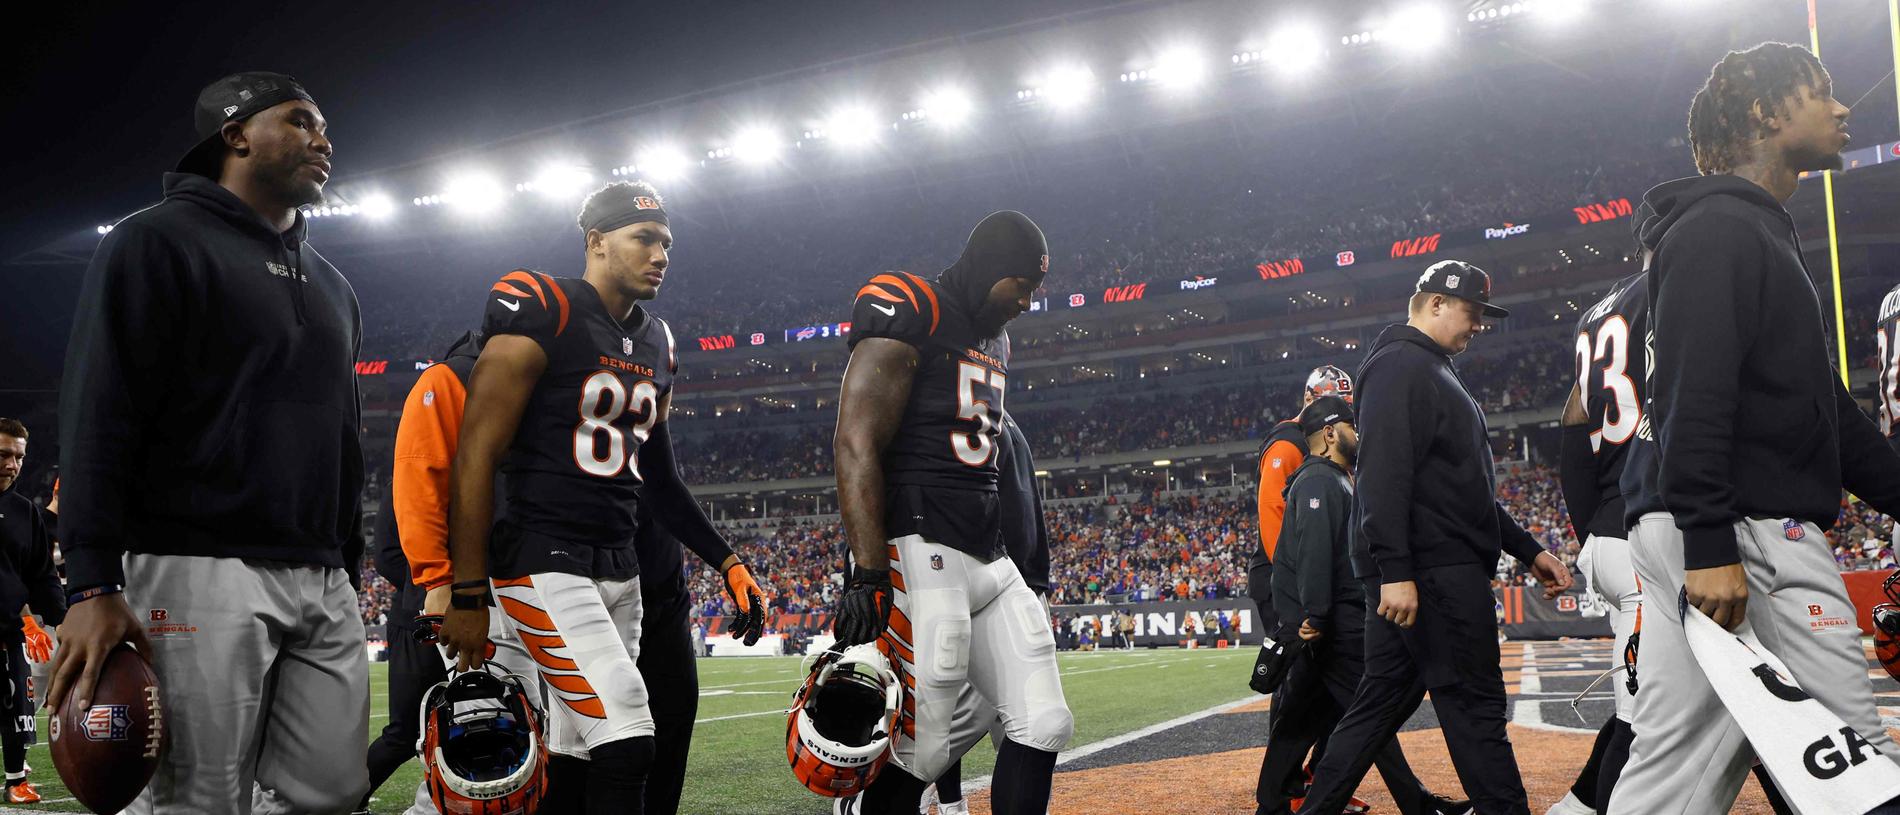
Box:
[1609,513,1896,815]
[121,554,369,815]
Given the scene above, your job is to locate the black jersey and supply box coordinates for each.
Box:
[482,270,678,579]
[1572,273,1648,538]
[849,272,1010,559]
[1875,284,1900,448]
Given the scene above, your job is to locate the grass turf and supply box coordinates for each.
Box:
[10,648,1254,814]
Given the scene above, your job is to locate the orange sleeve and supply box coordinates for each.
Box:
[1255,440,1303,560]
[393,364,468,590]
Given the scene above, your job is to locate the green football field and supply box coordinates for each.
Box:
[10,648,1255,814]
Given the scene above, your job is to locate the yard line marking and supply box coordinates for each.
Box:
[959,695,1258,795]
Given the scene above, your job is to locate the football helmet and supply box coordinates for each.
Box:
[1306,365,1353,404]
[1873,602,1900,682]
[787,644,904,797]
[419,665,549,815]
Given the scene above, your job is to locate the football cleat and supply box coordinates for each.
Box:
[6,782,41,804]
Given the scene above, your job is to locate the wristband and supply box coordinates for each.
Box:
[451,579,489,592]
[68,584,123,606]
[450,591,489,610]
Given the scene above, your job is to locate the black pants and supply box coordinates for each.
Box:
[1249,561,1280,637]
[2,642,31,781]
[1300,567,1526,815]
[1259,613,1428,815]
[362,615,442,807]
[638,576,699,815]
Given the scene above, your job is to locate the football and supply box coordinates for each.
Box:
[50,646,164,814]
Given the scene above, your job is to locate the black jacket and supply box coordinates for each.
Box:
[998,412,1051,594]
[1271,456,1357,635]
[59,173,365,592]
[0,490,66,643]
[1641,175,1900,568]
[1351,324,1545,582]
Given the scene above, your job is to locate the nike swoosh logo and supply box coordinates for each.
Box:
[872,303,897,316]
[497,298,520,312]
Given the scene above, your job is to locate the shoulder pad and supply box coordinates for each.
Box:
[849,272,940,348]
[483,270,571,342]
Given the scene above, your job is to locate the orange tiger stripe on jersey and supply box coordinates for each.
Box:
[492,281,534,299]
[887,606,915,648]
[856,284,906,303]
[535,271,571,336]
[889,570,907,592]
[500,596,558,633]
[492,576,534,588]
[502,270,548,309]
[544,672,598,696]
[879,632,915,665]
[899,272,941,336]
[869,274,918,311]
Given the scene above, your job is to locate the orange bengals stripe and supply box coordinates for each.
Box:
[899,272,940,336]
[502,270,548,309]
[492,281,533,299]
[500,596,558,634]
[535,271,571,337]
[887,606,915,646]
[856,284,906,304]
[869,274,919,311]
[491,576,534,588]
[562,696,608,719]
[889,570,907,592]
[544,672,598,696]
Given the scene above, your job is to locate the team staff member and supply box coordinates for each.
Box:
[1299,261,1572,815]
[0,420,63,804]
[52,72,370,814]
[1257,399,1465,815]
[1250,365,1354,638]
[1610,44,1900,814]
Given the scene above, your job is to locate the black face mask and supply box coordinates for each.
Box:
[938,210,1049,317]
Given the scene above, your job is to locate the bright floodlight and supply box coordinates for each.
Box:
[637,146,691,182]
[730,127,781,163]
[921,87,974,125]
[1383,4,1448,51]
[1266,25,1325,73]
[358,193,396,219]
[1151,47,1208,90]
[1537,0,1590,24]
[1037,65,1095,108]
[825,107,881,148]
[530,165,594,200]
[443,173,505,214]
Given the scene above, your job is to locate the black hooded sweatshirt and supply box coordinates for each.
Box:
[1638,175,1900,569]
[60,173,365,592]
[1351,324,1545,582]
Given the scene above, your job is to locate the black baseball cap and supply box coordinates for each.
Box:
[1415,259,1509,318]
[175,72,316,176]
[1297,395,1355,436]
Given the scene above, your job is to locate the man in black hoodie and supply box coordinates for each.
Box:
[1298,260,1571,815]
[1609,43,1900,814]
[0,420,64,804]
[50,72,369,814]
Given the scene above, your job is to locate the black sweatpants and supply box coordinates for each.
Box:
[2,642,32,782]
[638,575,699,815]
[362,615,442,806]
[1299,566,1527,815]
[1258,612,1430,815]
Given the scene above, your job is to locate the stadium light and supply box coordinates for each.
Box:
[1033,64,1095,109]
[96,224,113,235]
[730,126,782,164]
[1534,0,1591,25]
[636,145,692,182]
[1150,47,1208,90]
[443,173,506,214]
[1265,24,1325,74]
[1382,4,1449,52]
[520,165,594,200]
[920,87,974,126]
[823,106,881,148]
[357,193,396,219]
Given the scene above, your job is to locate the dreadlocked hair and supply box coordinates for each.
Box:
[1688,42,1831,176]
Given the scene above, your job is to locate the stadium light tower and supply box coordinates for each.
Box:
[1382,4,1449,52]
[636,145,692,182]
[1035,64,1095,109]
[823,106,882,148]
[1151,46,1208,90]
[1266,24,1325,74]
[443,173,506,214]
[920,87,975,126]
[730,126,782,164]
[357,193,396,219]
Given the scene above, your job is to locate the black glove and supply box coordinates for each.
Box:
[722,560,766,646]
[833,567,892,647]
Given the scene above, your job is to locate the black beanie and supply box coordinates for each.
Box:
[938,210,1048,315]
